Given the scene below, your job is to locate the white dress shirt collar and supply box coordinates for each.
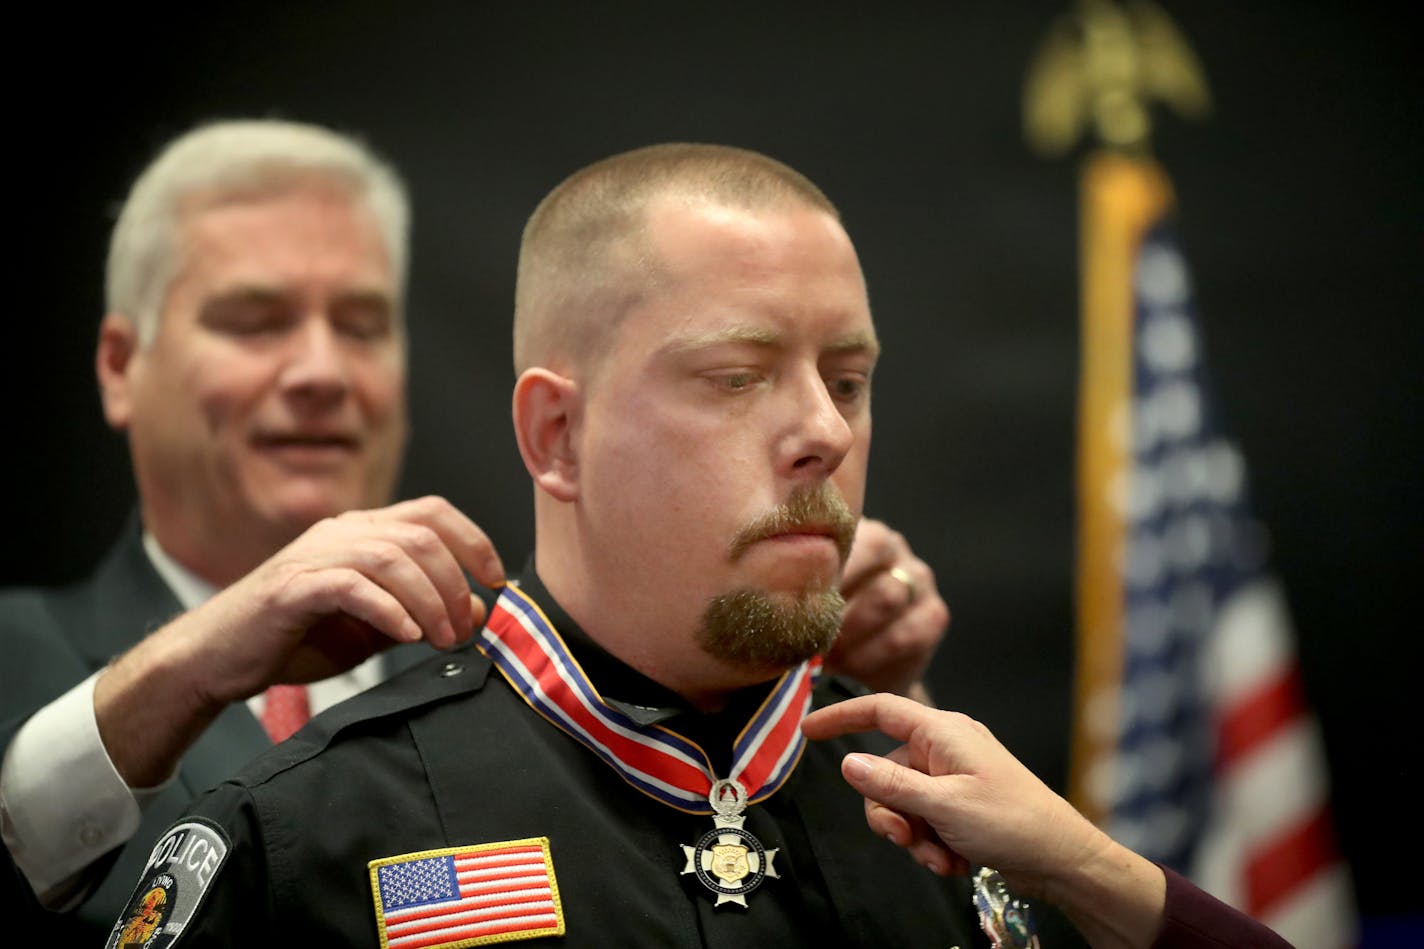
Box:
[141,531,218,610]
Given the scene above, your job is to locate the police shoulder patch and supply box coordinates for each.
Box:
[105,818,230,949]
[369,836,565,947]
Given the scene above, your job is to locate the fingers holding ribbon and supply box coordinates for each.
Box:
[831,518,949,700]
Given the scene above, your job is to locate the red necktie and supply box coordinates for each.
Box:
[260,684,311,743]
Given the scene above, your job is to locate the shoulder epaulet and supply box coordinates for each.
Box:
[237,643,494,784]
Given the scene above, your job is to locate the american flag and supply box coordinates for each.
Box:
[1069,153,1358,947]
[369,838,564,948]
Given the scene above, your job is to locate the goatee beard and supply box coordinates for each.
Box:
[696,587,846,670]
[698,483,858,670]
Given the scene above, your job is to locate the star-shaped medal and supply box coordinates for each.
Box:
[679,778,780,908]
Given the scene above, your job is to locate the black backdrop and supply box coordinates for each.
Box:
[6,1,1418,922]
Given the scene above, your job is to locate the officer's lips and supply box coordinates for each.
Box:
[729,486,858,564]
[755,524,844,559]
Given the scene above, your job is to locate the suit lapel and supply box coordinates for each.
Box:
[59,515,183,667]
[59,517,272,781]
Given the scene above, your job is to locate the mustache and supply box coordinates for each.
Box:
[728,483,858,564]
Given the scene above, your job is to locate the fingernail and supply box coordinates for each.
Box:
[844,754,874,780]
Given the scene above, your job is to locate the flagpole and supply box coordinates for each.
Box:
[1023,0,1210,826]
[1070,152,1172,823]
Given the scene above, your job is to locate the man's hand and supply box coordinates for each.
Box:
[94,496,504,785]
[801,693,1167,949]
[187,496,504,698]
[829,518,948,701]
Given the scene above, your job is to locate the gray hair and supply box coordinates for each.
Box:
[106,118,410,344]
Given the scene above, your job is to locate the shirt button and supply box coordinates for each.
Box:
[440,662,464,678]
[78,823,104,847]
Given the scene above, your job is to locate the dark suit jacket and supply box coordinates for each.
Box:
[0,513,432,937]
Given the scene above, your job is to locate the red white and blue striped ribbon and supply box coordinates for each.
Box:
[478,584,821,814]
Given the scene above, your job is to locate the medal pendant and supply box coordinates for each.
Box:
[679,779,780,908]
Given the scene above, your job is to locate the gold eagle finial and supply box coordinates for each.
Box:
[1023,0,1211,157]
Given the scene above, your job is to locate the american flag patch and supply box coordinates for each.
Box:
[369,837,564,948]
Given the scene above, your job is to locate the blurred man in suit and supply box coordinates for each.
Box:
[0,118,503,931]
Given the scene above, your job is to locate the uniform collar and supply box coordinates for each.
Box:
[512,561,780,775]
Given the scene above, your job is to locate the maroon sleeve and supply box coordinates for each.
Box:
[1151,864,1296,949]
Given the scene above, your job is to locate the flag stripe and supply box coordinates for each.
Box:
[389,900,559,938]
[1217,664,1305,769]
[390,914,562,949]
[1261,865,1357,949]
[1246,804,1339,916]
[462,861,548,881]
[1203,583,1294,704]
[1214,717,1329,853]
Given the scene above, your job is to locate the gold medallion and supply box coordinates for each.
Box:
[679,779,780,908]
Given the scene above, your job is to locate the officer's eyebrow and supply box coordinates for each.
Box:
[824,330,880,360]
[660,326,879,358]
[661,326,779,355]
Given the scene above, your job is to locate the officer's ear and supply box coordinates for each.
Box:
[512,367,581,502]
[96,312,141,432]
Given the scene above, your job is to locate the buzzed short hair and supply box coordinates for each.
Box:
[107,118,409,345]
[512,143,839,375]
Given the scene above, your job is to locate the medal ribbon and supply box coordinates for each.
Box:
[478,583,822,814]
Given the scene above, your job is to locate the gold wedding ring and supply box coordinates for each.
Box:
[888,565,918,605]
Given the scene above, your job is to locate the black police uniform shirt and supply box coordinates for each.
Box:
[106,571,1084,948]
